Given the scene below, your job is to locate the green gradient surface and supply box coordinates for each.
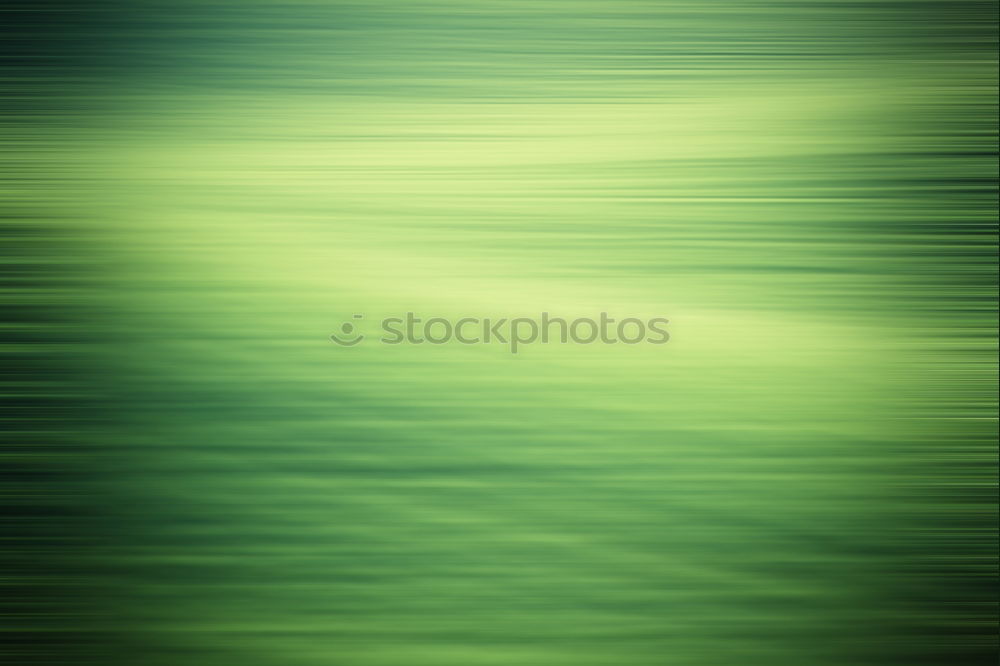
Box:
[5,1,997,665]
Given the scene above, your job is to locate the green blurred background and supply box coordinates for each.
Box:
[5,1,997,664]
